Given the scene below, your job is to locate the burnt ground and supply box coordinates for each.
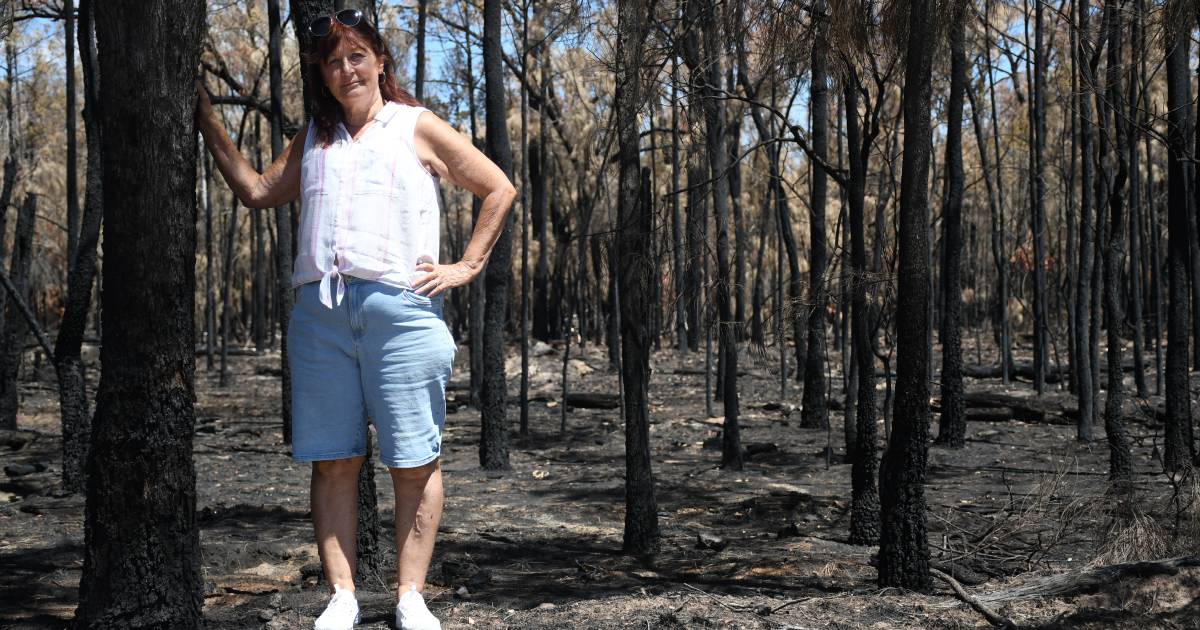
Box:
[1,334,1199,629]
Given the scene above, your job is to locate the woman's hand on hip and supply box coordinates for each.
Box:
[412,260,480,297]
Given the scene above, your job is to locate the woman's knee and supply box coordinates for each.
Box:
[389,459,439,485]
[312,456,365,480]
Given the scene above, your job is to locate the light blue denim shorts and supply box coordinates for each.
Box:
[288,277,456,468]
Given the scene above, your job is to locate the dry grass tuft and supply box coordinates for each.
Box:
[1094,472,1200,564]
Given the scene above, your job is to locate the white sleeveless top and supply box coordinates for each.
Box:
[293,102,441,308]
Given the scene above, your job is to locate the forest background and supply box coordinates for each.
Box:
[1,0,1199,627]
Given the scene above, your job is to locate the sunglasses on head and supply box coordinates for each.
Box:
[308,8,363,37]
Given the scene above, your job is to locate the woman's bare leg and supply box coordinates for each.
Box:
[389,460,443,597]
[311,456,365,593]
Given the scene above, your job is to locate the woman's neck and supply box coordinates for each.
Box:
[342,94,385,131]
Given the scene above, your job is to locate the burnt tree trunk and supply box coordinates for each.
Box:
[1074,0,1097,441]
[878,0,935,590]
[481,0,513,469]
[268,0,294,445]
[0,194,36,431]
[801,2,829,431]
[1029,0,1049,394]
[415,0,427,101]
[1126,0,1147,399]
[0,35,21,329]
[1100,0,1132,486]
[75,1,205,626]
[1163,8,1193,472]
[983,0,1012,383]
[531,136,551,340]
[845,71,879,546]
[671,60,687,353]
[616,0,657,556]
[65,0,79,264]
[56,0,103,493]
[682,15,707,355]
[936,0,967,448]
[690,0,742,469]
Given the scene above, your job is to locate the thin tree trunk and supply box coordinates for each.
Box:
[983,0,1011,383]
[1100,0,1132,486]
[0,194,37,430]
[268,0,294,444]
[415,0,427,102]
[1074,0,1096,440]
[57,0,102,493]
[65,0,79,267]
[1126,0,1147,399]
[802,2,829,431]
[252,117,266,355]
[1163,7,1193,472]
[480,0,513,469]
[671,60,687,354]
[878,0,936,589]
[936,0,967,448]
[845,71,879,546]
[0,35,20,329]
[693,0,741,468]
[519,2,531,437]
[1029,0,1049,394]
[728,67,746,336]
[616,0,657,554]
[204,152,216,371]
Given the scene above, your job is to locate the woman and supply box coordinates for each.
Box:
[196,9,515,630]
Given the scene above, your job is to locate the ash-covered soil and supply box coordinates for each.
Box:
[2,335,1197,629]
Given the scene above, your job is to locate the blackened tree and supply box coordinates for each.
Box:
[935,0,967,448]
[878,0,937,590]
[75,1,206,626]
[1162,0,1193,472]
[801,0,829,431]
[615,0,657,555]
[56,0,103,492]
[480,0,514,469]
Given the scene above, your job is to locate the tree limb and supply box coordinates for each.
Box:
[0,269,55,361]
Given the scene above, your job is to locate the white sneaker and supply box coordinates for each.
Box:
[314,584,360,630]
[395,588,441,630]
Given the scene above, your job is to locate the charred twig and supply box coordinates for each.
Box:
[932,568,1018,629]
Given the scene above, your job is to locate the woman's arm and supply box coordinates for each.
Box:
[196,83,302,209]
[411,111,517,296]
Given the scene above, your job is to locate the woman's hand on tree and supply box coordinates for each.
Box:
[411,260,480,297]
[195,80,216,126]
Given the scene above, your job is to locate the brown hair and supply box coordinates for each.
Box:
[305,16,421,146]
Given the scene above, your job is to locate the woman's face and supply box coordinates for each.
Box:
[319,35,384,110]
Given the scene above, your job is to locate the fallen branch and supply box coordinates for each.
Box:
[932,567,1017,629]
[565,392,620,409]
[973,556,1200,605]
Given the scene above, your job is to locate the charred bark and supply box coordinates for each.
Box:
[801,2,829,431]
[616,0,657,556]
[1163,9,1193,472]
[936,1,967,448]
[845,71,879,546]
[0,194,37,431]
[480,0,513,469]
[76,2,205,625]
[56,0,103,493]
[878,0,936,590]
[1100,0,1132,486]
